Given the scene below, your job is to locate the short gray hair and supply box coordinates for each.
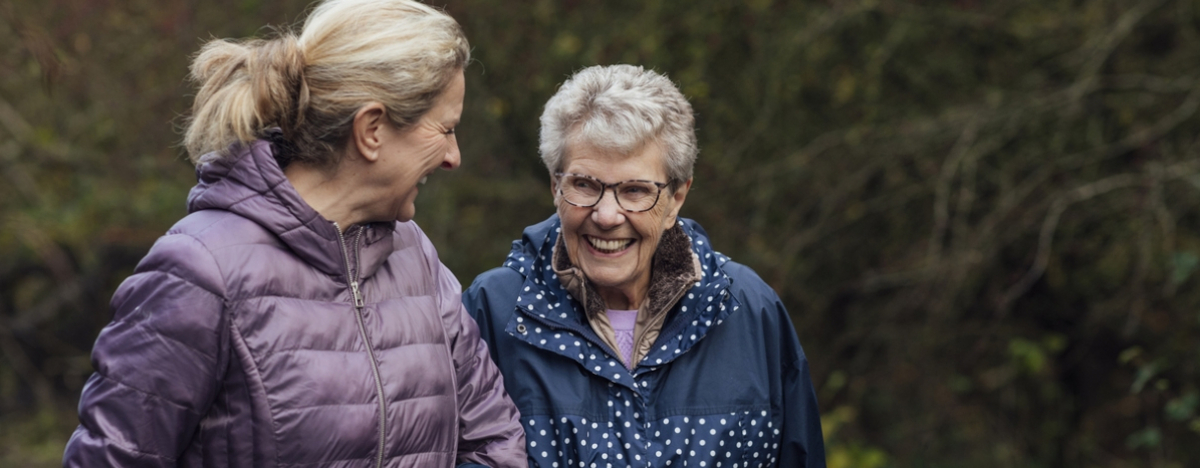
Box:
[539,65,697,183]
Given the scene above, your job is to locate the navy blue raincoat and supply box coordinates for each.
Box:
[463,215,825,468]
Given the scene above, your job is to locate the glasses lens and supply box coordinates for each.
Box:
[616,181,660,211]
[561,175,603,206]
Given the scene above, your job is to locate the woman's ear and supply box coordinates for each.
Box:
[350,102,388,162]
[663,178,693,230]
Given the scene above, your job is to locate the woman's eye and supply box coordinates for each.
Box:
[444,128,456,135]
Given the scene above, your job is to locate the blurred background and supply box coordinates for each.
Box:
[2,0,1199,466]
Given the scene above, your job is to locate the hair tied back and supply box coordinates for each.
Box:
[253,33,310,140]
[185,32,310,162]
[184,0,469,166]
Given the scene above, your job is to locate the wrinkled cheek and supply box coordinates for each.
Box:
[563,236,585,266]
[640,246,657,268]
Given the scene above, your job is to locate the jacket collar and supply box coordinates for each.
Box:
[551,222,703,367]
[550,223,701,323]
[185,139,395,280]
[504,215,741,380]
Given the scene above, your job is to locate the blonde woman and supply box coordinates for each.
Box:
[63,1,524,467]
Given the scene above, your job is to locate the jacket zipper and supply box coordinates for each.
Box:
[336,223,386,468]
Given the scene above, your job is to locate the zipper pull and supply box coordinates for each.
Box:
[350,280,364,308]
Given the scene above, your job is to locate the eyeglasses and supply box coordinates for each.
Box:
[555,172,671,213]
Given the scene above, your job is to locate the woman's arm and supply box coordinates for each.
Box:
[435,261,526,468]
[63,233,229,467]
[771,297,827,468]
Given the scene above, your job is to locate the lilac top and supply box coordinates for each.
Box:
[607,309,638,367]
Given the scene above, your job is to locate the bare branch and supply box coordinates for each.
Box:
[1068,0,1170,106]
[928,119,980,264]
[999,173,1145,313]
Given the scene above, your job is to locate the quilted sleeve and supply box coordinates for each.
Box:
[435,261,527,468]
[63,233,229,467]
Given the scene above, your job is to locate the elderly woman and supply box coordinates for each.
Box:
[63,1,524,467]
[463,65,826,467]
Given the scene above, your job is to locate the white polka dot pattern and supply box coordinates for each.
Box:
[503,223,739,381]
[499,219,790,467]
[520,410,783,468]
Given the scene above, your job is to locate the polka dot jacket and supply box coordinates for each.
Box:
[463,215,826,468]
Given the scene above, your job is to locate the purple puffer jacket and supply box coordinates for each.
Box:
[63,139,525,468]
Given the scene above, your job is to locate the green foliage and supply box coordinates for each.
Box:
[3,0,1200,466]
[823,405,890,468]
[0,409,75,467]
[1164,390,1198,421]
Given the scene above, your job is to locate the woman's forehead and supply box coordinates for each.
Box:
[562,142,669,180]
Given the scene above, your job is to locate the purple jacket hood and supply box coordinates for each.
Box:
[187,139,392,279]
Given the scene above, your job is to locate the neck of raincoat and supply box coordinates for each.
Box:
[550,224,702,367]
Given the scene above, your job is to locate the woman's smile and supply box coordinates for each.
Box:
[556,141,688,310]
[585,235,634,254]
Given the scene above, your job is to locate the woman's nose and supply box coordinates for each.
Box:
[590,190,626,227]
[441,139,461,170]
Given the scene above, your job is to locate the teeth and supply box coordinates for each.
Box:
[419,176,428,185]
[588,237,631,252]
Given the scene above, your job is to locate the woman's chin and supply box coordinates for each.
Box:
[392,207,416,223]
[392,196,418,222]
[579,261,639,289]
[578,239,641,273]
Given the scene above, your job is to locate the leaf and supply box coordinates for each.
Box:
[1125,426,1162,450]
[1169,251,1200,287]
[1131,362,1160,394]
[1165,391,1199,421]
